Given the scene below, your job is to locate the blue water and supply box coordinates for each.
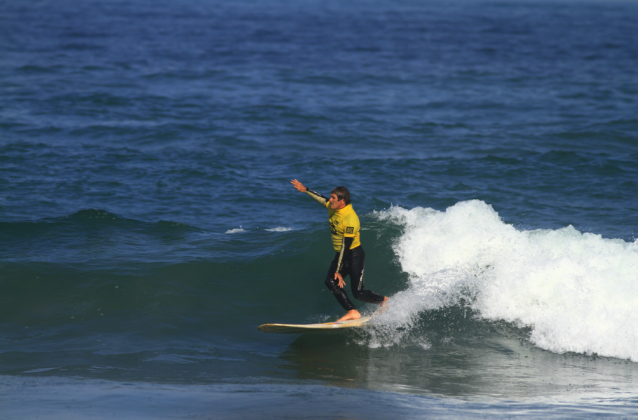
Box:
[2,0,638,417]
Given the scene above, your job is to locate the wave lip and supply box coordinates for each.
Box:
[376,200,638,361]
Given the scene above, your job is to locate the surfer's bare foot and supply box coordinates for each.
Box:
[337,310,361,322]
[377,296,390,314]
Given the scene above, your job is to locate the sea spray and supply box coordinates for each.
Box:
[374,200,638,361]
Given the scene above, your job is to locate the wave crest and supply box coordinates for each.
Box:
[374,200,638,361]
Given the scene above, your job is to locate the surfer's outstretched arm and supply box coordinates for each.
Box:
[291,179,328,205]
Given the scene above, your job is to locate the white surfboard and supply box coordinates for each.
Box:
[258,316,372,334]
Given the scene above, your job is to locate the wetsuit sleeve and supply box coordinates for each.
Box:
[304,189,328,205]
[336,236,354,273]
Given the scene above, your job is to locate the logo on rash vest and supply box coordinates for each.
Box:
[330,221,338,235]
[346,227,354,234]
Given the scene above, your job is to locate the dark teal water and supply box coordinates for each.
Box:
[2,0,638,418]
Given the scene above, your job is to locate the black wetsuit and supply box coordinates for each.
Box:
[324,243,385,311]
[305,188,385,311]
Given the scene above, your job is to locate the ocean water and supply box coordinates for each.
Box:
[1,0,638,418]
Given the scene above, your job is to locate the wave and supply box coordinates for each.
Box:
[372,200,638,361]
[5,203,638,363]
[0,209,202,231]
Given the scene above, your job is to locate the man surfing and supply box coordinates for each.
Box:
[291,179,388,322]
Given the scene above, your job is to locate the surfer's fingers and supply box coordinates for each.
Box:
[291,179,305,191]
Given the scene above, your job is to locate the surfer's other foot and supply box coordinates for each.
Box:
[377,296,390,314]
[337,310,361,322]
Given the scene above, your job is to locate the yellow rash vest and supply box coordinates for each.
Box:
[326,202,361,252]
[304,188,361,266]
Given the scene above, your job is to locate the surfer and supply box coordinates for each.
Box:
[291,179,388,322]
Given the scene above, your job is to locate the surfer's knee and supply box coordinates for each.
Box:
[351,288,364,300]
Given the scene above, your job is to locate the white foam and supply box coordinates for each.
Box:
[374,200,638,361]
[265,227,292,232]
[225,227,245,234]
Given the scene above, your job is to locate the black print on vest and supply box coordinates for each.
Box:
[330,221,338,235]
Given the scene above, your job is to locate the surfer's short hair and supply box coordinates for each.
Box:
[331,186,351,205]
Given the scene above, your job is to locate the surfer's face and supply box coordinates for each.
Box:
[329,193,346,210]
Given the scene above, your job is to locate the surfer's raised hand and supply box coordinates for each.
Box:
[335,272,346,289]
[291,179,307,192]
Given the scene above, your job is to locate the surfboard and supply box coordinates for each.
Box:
[258,316,372,334]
